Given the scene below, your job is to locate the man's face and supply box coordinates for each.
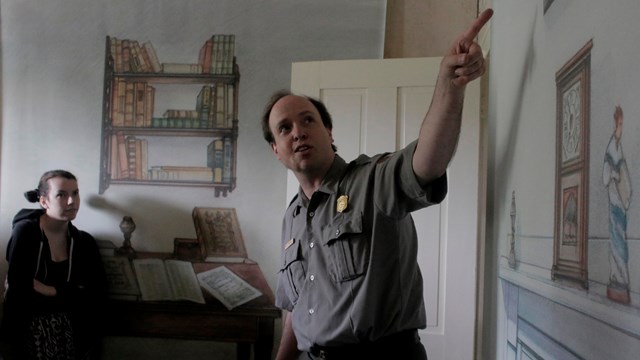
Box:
[40,177,80,222]
[268,95,335,176]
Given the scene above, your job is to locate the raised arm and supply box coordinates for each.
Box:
[412,9,493,184]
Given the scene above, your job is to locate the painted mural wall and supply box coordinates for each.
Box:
[488,0,640,358]
[0,1,385,358]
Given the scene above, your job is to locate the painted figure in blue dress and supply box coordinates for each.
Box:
[602,105,632,304]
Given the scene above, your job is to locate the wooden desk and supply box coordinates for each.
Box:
[105,254,280,360]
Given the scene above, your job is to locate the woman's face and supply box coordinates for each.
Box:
[39,177,80,221]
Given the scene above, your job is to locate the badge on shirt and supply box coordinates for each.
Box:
[337,195,349,213]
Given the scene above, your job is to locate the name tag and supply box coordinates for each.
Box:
[284,238,295,250]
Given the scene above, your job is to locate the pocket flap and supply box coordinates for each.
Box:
[321,213,363,245]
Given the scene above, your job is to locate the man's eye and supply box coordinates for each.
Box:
[304,116,314,123]
[279,125,290,133]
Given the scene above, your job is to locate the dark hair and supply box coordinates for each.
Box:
[261,90,337,152]
[24,170,77,203]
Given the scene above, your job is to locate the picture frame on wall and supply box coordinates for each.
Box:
[552,40,593,289]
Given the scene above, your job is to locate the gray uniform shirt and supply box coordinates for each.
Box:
[275,140,447,351]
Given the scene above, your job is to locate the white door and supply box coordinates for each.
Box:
[289,58,483,360]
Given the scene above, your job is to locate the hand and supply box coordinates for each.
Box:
[442,8,493,87]
[33,279,57,297]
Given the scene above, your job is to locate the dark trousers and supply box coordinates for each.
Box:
[307,329,428,360]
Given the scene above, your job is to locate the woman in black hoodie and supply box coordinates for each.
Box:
[1,170,108,359]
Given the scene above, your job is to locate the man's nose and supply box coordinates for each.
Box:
[292,123,307,141]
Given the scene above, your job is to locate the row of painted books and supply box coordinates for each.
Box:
[110,132,148,180]
[198,34,236,75]
[110,37,161,73]
[109,132,233,183]
[110,82,235,130]
[110,35,235,75]
[111,81,155,128]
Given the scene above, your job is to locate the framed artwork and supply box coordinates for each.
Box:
[552,40,593,289]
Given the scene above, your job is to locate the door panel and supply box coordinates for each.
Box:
[290,58,481,360]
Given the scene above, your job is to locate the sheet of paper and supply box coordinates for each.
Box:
[197,266,262,310]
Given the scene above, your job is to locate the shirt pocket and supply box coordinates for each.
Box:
[322,212,370,282]
[280,239,306,304]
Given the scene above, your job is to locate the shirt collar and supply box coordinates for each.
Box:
[296,154,349,205]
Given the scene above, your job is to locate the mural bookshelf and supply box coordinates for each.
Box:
[99,35,239,197]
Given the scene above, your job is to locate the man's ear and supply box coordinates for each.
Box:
[271,142,280,158]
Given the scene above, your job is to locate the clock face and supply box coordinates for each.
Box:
[562,81,581,162]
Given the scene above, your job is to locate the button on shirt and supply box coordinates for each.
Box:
[275,140,447,351]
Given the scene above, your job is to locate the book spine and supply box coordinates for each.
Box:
[126,136,137,179]
[215,83,225,128]
[134,82,146,127]
[121,39,131,72]
[227,35,235,74]
[110,134,120,179]
[135,138,143,180]
[222,137,232,183]
[140,138,148,179]
[110,78,120,126]
[144,85,155,127]
[135,40,150,73]
[199,39,213,74]
[116,131,130,179]
[109,37,117,71]
[211,35,222,74]
[112,79,126,126]
[142,41,162,73]
[124,82,135,127]
[208,84,217,128]
[196,85,212,127]
[114,38,123,73]
[139,43,153,73]
[129,41,141,72]
[221,35,230,75]
[207,139,224,182]
[161,63,203,74]
[225,83,235,128]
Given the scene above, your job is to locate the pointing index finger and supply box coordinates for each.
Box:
[461,8,493,42]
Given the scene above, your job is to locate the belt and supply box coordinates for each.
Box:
[309,329,420,360]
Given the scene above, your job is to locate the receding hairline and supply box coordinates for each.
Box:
[268,94,320,123]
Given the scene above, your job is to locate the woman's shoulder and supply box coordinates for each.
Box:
[11,213,41,235]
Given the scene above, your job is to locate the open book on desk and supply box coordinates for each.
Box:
[132,258,205,304]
